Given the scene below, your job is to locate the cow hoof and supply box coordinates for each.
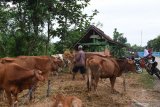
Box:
[111,90,119,94]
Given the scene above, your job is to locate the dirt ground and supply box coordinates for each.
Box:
[0,70,160,107]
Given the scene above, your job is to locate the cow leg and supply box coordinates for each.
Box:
[82,74,85,80]
[68,61,73,74]
[72,72,76,80]
[10,87,19,107]
[28,90,32,101]
[94,76,99,93]
[87,80,91,92]
[0,90,6,101]
[2,90,6,101]
[5,91,12,107]
[69,65,73,74]
[0,90,3,101]
[13,93,18,107]
[109,77,116,93]
[0,91,5,102]
[87,68,92,92]
[29,87,34,101]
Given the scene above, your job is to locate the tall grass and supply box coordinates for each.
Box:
[138,70,155,89]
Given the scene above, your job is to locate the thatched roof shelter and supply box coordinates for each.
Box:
[72,25,127,51]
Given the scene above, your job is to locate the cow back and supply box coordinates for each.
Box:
[1,56,52,79]
[86,55,119,77]
[3,63,34,82]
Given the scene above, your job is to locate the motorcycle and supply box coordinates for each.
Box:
[134,57,143,73]
[145,60,160,79]
[133,56,160,79]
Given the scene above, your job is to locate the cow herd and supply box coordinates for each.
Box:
[0,53,136,107]
[0,56,63,106]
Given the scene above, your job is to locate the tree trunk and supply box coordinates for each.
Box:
[45,17,50,55]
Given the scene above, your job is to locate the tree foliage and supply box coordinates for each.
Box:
[131,44,144,52]
[113,28,127,44]
[111,28,127,58]
[147,35,160,51]
[0,0,98,57]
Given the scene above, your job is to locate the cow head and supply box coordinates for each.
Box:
[56,57,65,68]
[34,70,44,81]
[126,59,136,72]
[50,55,65,72]
[53,94,65,107]
[63,52,74,67]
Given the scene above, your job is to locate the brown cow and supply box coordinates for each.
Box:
[86,55,136,93]
[16,56,59,77]
[1,56,60,98]
[63,51,74,73]
[1,55,63,81]
[0,62,44,106]
[52,94,83,107]
[1,56,56,76]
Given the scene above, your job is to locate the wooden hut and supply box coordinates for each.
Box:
[72,25,127,57]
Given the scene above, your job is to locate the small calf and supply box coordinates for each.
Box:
[52,94,83,107]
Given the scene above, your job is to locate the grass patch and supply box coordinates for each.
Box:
[138,70,155,89]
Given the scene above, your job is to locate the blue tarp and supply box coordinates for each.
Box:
[137,52,160,57]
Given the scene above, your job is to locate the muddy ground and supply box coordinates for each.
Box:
[0,70,160,107]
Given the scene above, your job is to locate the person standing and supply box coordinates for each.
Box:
[144,47,149,58]
[72,45,86,80]
[143,47,158,76]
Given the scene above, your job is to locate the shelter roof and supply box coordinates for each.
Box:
[72,25,127,49]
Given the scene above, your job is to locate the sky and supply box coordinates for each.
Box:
[53,0,160,46]
[84,0,160,46]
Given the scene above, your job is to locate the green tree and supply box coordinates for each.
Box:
[0,0,98,56]
[147,35,160,51]
[113,28,127,44]
[131,44,144,52]
[111,28,127,58]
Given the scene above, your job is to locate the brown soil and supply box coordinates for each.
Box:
[0,72,160,107]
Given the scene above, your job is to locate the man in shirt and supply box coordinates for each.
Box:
[72,45,86,80]
[144,47,149,58]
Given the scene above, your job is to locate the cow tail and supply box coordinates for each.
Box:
[87,67,92,92]
[86,58,92,92]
